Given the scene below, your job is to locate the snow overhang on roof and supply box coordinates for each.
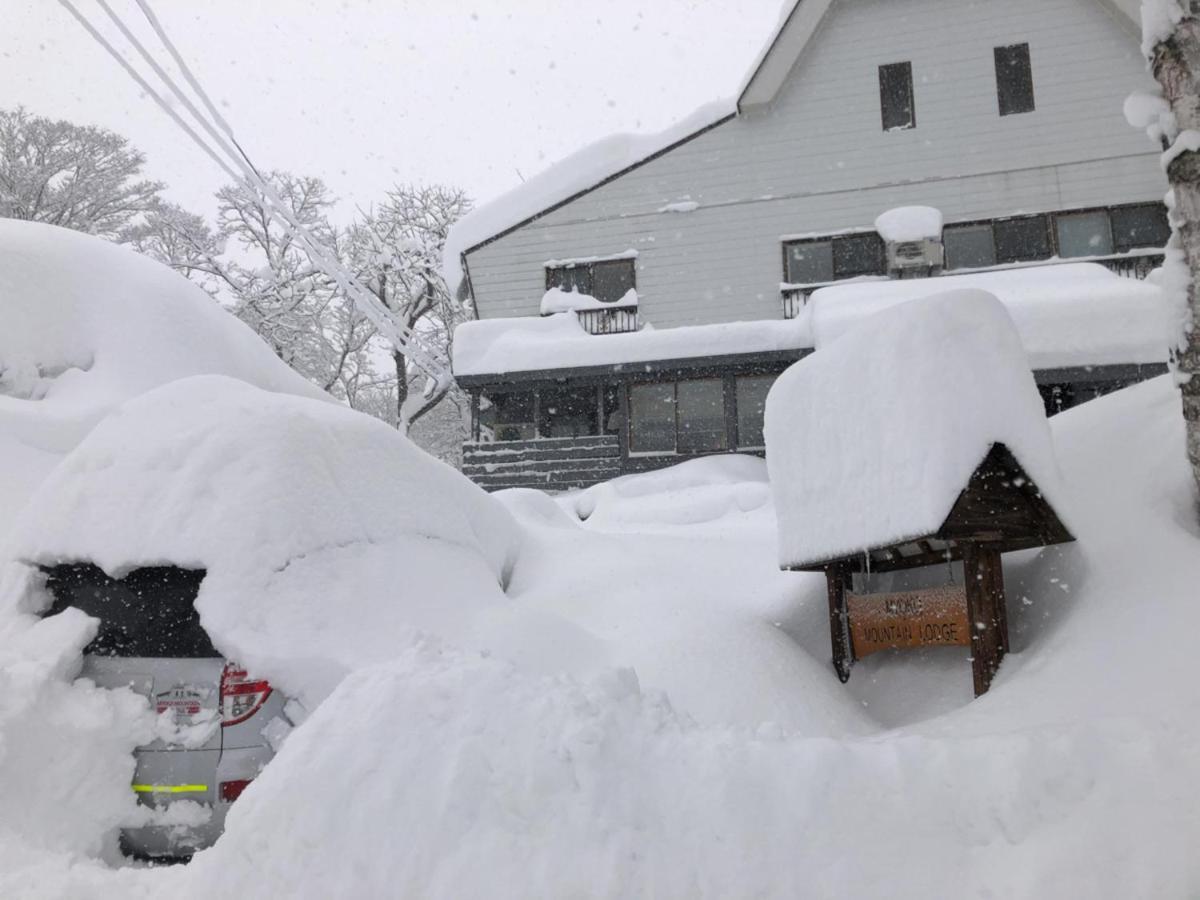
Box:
[738,0,1141,113]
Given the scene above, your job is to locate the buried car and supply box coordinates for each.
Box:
[41,563,291,859]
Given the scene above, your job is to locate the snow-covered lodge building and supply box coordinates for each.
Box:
[446,0,1171,491]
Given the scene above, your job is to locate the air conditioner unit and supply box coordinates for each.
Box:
[886,238,944,276]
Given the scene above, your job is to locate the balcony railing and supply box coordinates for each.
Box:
[781,253,1166,319]
[576,306,640,335]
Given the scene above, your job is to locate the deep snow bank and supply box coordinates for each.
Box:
[0,221,321,536]
[7,375,521,707]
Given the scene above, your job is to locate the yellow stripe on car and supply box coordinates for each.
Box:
[131,784,208,794]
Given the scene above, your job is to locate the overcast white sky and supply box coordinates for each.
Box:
[2,1,782,221]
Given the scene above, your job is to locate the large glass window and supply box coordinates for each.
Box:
[785,240,834,284]
[995,43,1035,116]
[676,379,727,453]
[546,259,635,303]
[629,382,676,453]
[943,224,997,270]
[485,391,536,442]
[1110,204,1171,253]
[879,61,915,131]
[994,215,1050,263]
[1056,210,1113,258]
[538,386,598,438]
[736,375,776,449]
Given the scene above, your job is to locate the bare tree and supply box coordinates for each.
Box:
[123,200,225,296]
[1142,1,1200,495]
[346,184,472,432]
[0,106,162,239]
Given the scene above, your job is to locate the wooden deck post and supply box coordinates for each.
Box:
[825,563,854,683]
[961,543,1009,697]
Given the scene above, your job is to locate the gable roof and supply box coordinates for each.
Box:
[738,0,1141,112]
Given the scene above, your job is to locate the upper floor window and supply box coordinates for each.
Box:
[993,214,1051,263]
[994,43,1035,116]
[943,224,996,270]
[879,61,915,131]
[784,233,885,285]
[1110,204,1171,253]
[1056,210,1113,258]
[545,258,635,303]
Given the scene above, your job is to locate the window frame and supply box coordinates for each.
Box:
[782,232,886,285]
[545,257,637,304]
[878,60,916,131]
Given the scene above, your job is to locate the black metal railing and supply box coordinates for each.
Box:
[576,307,640,334]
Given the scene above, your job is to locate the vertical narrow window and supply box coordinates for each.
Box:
[735,375,777,449]
[879,62,915,131]
[629,383,676,453]
[994,43,1034,116]
[676,379,727,453]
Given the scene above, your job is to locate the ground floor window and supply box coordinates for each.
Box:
[735,374,776,448]
[478,384,622,441]
[539,385,599,438]
[483,391,536,441]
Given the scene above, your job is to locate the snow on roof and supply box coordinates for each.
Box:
[767,290,1069,570]
[0,220,323,538]
[441,100,735,291]
[810,263,1170,368]
[452,311,811,378]
[8,376,520,707]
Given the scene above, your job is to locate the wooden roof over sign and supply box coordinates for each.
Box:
[786,442,1075,573]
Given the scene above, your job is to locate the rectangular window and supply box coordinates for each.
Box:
[995,43,1035,116]
[993,215,1050,264]
[736,375,776,449]
[1110,204,1171,253]
[833,233,886,279]
[879,61,915,131]
[1056,210,1113,258]
[545,258,635,303]
[785,240,834,284]
[485,391,536,442]
[943,224,997,270]
[538,385,598,438]
[676,378,727,453]
[629,382,676,453]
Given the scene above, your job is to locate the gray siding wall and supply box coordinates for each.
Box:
[465,0,1165,331]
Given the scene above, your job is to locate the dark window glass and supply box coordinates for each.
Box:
[591,260,636,303]
[602,385,622,435]
[629,382,675,453]
[1056,210,1113,258]
[486,391,536,442]
[995,43,1035,116]
[43,565,218,659]
[943,224,997,270]
[1038,383,1076,417]
[538,385,598,438]
[784,241,834,284]
[736,375,776,449]
[993,215,1050,263]
[546,265,591,295]
[833,233,886,278]
[879,61,915,131]
[1110,204,1171,253]
[676,379,727,453]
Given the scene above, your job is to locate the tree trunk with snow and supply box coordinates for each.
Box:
[1145,2,1200,496]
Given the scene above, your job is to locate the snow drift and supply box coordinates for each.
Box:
[7,375,520,708]
[767,290,1069,568]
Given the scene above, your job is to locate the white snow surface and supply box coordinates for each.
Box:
[0,221,323,539]
[454,310,810,376]
[873,205,943,242]
[809,262,1170,367]
[768,291,1068,568]
[441,100,733,291]
[5,375,522,709]
[539,288,638,314]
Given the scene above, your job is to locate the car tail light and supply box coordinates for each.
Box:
[220,663,271,727]
[219,779,253,803]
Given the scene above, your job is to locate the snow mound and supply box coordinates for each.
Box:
[767,290,1068,568]
[0,221,322,537]
[442,100,733,290]
[6,376,520,707]
[874,205,943,242]
[809,262,1169,368]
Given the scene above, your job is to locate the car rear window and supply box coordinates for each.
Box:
[42,564,220,658]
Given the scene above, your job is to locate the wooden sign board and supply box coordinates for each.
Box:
[846,584,970,658]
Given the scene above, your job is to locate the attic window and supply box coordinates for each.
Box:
[879,62,915,131]
[994,43,1035,116]
[545,259,635,303]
